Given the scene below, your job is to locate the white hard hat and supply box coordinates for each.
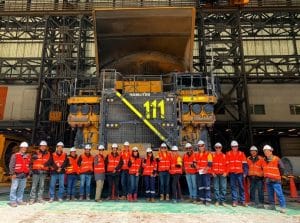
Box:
[56,142,64,147]
[231,140,239,147]
[70,147,76,152]
[123,141,130,146]
[214,142,222,148]
[171,146,178,151]
[98,145,105,150]
[112,143,118,148]
[84,144,92,150]
[197,140,205,145]
[39,140,47,146]
[263,145,273,151]
[250,146,258,151]
[132,147,138,151]
[185,143,192,148]
[161,143,167,147]
[20,142,29,148]
[146,148,152,153]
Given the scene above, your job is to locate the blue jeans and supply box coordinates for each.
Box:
[159,171,170,195]
[249,177,264,204]
[266,180,286,208]
[67,174,78,197]
[229,173,245,203]
[185,174,197,199]
[121,170,130,196]
[10,178,27,203]
[144,176,156,198]
[197,174,211,202]
[129,174,139,194]
[213,174,227,202]
[79,174,92,196]
[49,173,65,199]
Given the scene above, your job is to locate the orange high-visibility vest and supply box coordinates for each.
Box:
[32,151,50,171]
[263,155,281,181]
[157,151,171,172]
[52,152,66,169]
[247,155,265,177]
[107,153,121,173]
[79,154,93,173]
[121,150,131,170]
[196,151,212,173]
[142,158,157,176]
[212,152,227,175]
[169,153,183,175]
[129,157,142,175]
[94,154,105,174]
[226,150,247,174]
[14,153,30,174]
[66,155,79,174]
[183,152,197,174]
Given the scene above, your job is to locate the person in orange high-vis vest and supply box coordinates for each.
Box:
[170,146,183,203]
[156,143,171,201]
[105,143,123,200]
[45,141,67,202]
[94,145,106,202]
[128,147,142,202]
[195,140,212,205]
[77,144,94,201]
[263,145,286,213]
[247,146,265,207]
[212,142,227,206]
[226,140,248,207]
[183,143,197,203]
[9,142,30,207]
[29,140,50,204]
[120,141,131,200]
[142,148,157,202]
[65,147,79,201]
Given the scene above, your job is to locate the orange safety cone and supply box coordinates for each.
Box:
[289,176,299,199]
[244,177,250,203]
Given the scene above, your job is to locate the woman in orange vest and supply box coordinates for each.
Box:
[94,145,106,202]
[45,141,67,202]
[170,146,183,203]
[29,140,50,204]
[105,143,123,200]
[9,142,30,207]
[263,145,286,213]
[65,147,79,201]
[128,147,142,202]
[247,146,265,207]
[77,144,94,201]
[156,143,171,201]
[142,148,157,202]
[120,141,131,200]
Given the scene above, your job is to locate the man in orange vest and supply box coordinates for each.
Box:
[212,142,227,206]
[247,145,265,208]
[263,145,286,213]
[46,141,67,202]
[29,140,50,204]
[65,147,79,201]
[77,144,94,200]
[94,145,106,202]
[120,141,131,200]
[226,140,248,207]
[9,142,30,207]
[170,145,183,203]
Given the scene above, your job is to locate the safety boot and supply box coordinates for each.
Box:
[160,194,164,201]
[165,194,170,201]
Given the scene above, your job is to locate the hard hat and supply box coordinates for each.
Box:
[146,148,152,153]
[70,147,76,152]
[132,147,138,151]
[112,143,118,148]
[123,141,130,146]
[84,144,92,150]
[98,145,105,150]
[250,146,258,151]
[185,143,192,148]
[214,142,222,148]
[231,140,239,147]
[197,140,205,145]
[20,142,29,148]
[171,146,178,151]
[39,140,47,146]
[263,145,273,151]
[56,142,64,147]
[160,143,167,147]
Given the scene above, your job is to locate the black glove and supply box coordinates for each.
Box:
[175,164,181,168]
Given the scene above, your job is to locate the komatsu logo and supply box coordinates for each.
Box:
[129,93,151,97]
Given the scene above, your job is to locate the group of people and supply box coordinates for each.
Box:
[8,139,286,213]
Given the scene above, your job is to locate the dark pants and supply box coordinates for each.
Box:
[67,174,78,197]
[129,174,139,194]
[171,174,181,200]
[197,174,211,202]
[159,171,170,195]
[213,174,227,203]
[144,176,156,198]
[249,176,264,204]
[120,170,130,196]
[229,173,245,203]
[107,173,120,198]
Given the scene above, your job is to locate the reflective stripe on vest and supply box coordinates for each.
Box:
[170,153,183,175]
[52,152,66,168]
[212,153,227,174]
[14,153,30,174]
[32,152,50,171]
[121,151,130,170]
[66,156,79,174]
[226,151,246,174]
[129,157,142,175]
[247,156,264,177]
[196,151,212,173]
[263,156,281,181]
[94,155,105,174]
[158,152,171,172]
[107,154,121,172]
[142,158,157,176]
[183,153,197,174]
[79,154,94,173]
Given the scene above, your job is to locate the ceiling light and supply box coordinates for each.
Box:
[288,129,296,132]
[267,128,274,132]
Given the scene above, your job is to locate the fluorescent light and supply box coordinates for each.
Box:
[288,129,296,132]
[278,131,284,134]
[258,131,264,134]
[7,128,12,131]
[267,128,274,132]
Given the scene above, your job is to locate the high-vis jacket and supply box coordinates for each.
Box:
[247,155,265,177]
[157,151,171,172]
[78,153,94,174]
[196,151,212,174]
[212,152,227,175]
[142,158,157,176]
[226,150,248,174]
[66,155,79,174]
[263,155,282,181]
[169,153,183,175]
[183,152,197,174]
[15,153,30,174]
[32,151,50,171]
[94,154,105,174]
